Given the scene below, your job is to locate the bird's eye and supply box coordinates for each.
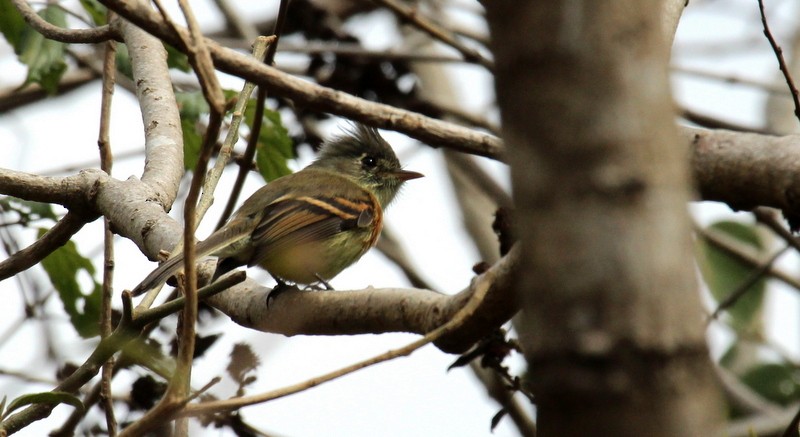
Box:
[361,155,377,168]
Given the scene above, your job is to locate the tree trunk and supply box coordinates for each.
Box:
[485,2,723,436]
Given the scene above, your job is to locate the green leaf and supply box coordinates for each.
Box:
[244,106,294,181]
[16,5,67,94]
[697,221,766,332]
[0,197,58,224]
[176,90,210,120]
[114,43,132,79]
[165,43,190,72]
[78,0,107,26]
[4,392,84,420]
[740,363,800,406]
[181,118,202,171]
[38,229,101,338]
[0,0,26,49]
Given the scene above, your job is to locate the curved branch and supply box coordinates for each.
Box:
[11,0,115,44]
[0,211,93,281]
[118,19,184,210]
[98,0,506,161]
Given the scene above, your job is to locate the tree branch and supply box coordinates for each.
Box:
[684,126,800,218]
[0,211,93,281]
[11,0,115,44]
[207,245,520,354]
[117,19,184,210]
[98,0,506,161]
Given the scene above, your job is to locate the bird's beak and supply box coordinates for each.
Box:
[393,169,424,181]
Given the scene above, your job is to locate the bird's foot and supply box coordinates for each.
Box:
[312,274,334,291]
[266,279,297,308]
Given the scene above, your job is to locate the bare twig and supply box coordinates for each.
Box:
[215,39,473,63]
[131,2,226,435]
[758,0,800,125]
[216,0,290,228]
[97,23,118,436]
[10,0,115,43]
[211,0,258,41]
[0,273,244,435]
[181,250,496,417]
[681,108,774,135]
[199,36,273,222]
[696,224,800,291]
[753,208,800,251]
[709,246,788,320]
[372,0,493,70]
[672,65,791,96]
[0,211,92,281]
[98,0,506,160]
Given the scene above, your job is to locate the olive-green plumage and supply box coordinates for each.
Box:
[131,124,422,296]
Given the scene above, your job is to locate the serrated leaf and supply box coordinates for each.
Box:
[78,0,107,26]
[244,106,294,181]
[16,5,67,94]
[697,221,766,332]
[741,363,800,406]
[0,0,26,49]
[38,229,101,338]
[4,392,84,419]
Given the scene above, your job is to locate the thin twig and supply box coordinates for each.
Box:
[10,0,115,43]
[372,0,493,70]
[97,1,508,160]
[0,273,244,435]
[672,64,791,96]
[211,0,258,41]
[181,254,496,417]
[681,108,774,135]
[758,0,800,125]
[214,38,477,64]
[696,224,800,291]
[0,211,92,281]
[197,36,273,222]
[753,208,800,252]
[216,0,291,229]
[97,19,118,436]
[710,246,788,320]
[135,1,226,435]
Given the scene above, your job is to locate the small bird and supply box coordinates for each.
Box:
[131,124,423,297]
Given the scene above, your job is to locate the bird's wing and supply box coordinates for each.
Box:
[248,193,377,266]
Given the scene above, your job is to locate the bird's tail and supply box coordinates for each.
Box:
[130,253,187,296]
[130,226,252,296]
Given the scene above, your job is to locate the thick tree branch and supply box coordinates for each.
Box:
[193,246,519,354]
[117,19,184,210]
[0,168,103,210]
[684,126,800,216]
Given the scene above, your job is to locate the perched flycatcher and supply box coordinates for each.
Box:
[132,124,423,296]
